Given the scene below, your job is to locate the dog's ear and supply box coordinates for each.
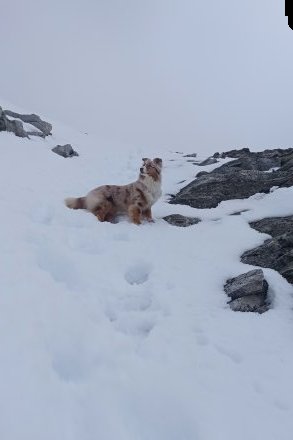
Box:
[142,158,150,163]
[153,158,163,168]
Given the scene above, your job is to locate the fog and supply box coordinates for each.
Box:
[1,0,292,151]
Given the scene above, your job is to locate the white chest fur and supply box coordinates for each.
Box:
[142,176,162,205]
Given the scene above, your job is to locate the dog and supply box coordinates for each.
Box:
[65,157,162,225]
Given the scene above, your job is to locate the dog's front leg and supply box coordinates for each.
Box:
[143,208,154,222]
[128,205,142,225]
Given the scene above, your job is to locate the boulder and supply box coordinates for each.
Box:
[249,216,293,238]
[52,144,79,158]
[163,214,201,227]
[197,157,218,166]
[224,269,269,313]
[184,153,197,158]
[241,232,293,284]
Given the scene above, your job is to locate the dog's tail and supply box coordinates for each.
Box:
[64,196,86,210]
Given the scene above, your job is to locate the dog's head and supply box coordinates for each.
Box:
[140,157,163,181]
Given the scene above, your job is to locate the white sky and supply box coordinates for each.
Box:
[1,0,292,151]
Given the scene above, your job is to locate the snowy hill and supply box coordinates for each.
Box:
[1,102,293,440]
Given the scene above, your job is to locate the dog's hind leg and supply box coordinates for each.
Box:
[94,201,115,222]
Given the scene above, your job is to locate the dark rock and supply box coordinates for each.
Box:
[170,169,293,209]
[8,119,28,137]
[224,269,269,313]
[170,147,293,209]
[225,269,268,300]
[163,214,201,227]
[249,216,293,238]
[0,106,52,138]
[280,151,293,171]
[4,110,52,136]
[217,147,251,158]
[0,107,7,132]
[184,153,197,158]
[241,232,293,284]
[195,171,209,178]
[52,144,79,158]
[197,157,218,166]
[229,295,269,313]
[230,209,250,216]
[213,156,280,173]
[212,148,293,174]
[0,106,27,137]
[214,147,293,170]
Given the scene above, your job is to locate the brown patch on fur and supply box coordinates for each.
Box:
[106,195,115,204]
[128,205,142,225]
[93,200,116,222]
[136,188,147,203]
[75,197,85,209]
[146,165,160,181]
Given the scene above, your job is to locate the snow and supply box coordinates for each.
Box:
[1,102,293,439]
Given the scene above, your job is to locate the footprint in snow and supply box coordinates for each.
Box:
[196,334,210,346]
[124,262,152,285]
[52,351,90,383]
[214,344,243,364]
[274,399,290,411]
[114,312,157,337]
[37,246,83,291]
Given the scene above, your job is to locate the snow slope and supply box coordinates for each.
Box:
[1,104,293,440]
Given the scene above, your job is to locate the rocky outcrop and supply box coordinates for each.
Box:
[52,144,79,158]
[170,148,293,209]
[0,106,52,138]
[170,169,293,209]
[249,216,293,238]
[224,269,269,313]
[242,218,293,284]
[163,214,201,227]
[197,157,218,166]
[170,148,293,298]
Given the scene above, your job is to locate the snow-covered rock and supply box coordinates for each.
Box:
[224,269,269,313]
